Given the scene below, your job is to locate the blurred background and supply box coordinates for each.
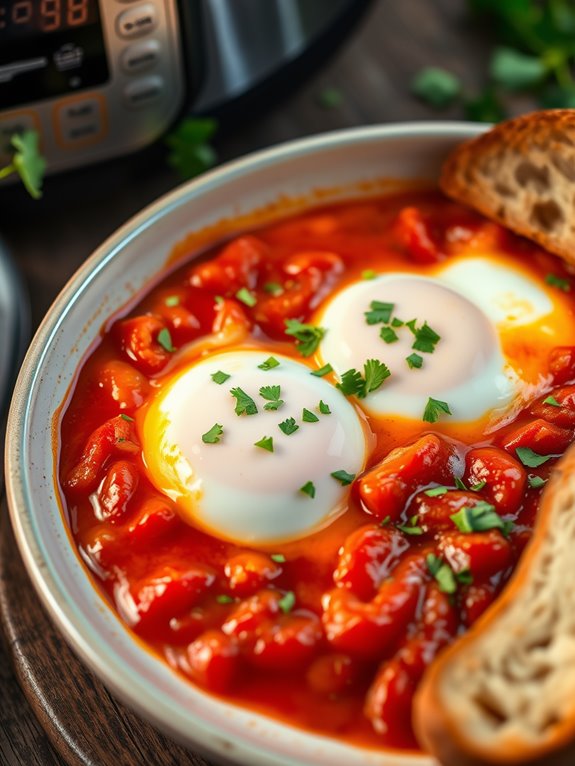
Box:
[0,0,570,763]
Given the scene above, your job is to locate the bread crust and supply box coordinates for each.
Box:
[414,447,575,766]
[440,110,575,266]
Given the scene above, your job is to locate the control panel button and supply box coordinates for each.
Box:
[124,76,164,108]
[54,96,106,147]
[121,39,160,74]
[116,4,157,38]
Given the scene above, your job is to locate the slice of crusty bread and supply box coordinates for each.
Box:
[414,445,575,766]
[440,109,575,265]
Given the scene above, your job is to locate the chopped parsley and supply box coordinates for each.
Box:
[214,295,224,306]
[271,553,286,563]
[202,423,223,444]
[391,317,404,328]
[331,469,356,486]
[337,359,391,399]
[528,474,547,489]
[407,320,441,354]
[284,319,326,357]
[278,590,296,613]
[211,370,230,385]
[543,395,562,407]
[311,363,333,377]
[318,400,331,415]
[422,397,452,423]
[300,481,316,498]
[470,480,487,492]
[424,485,448,497]
[380,326,399,344]
[165,295,180,307]
[362,269,377,280]
[254,436,274,452]
[120,414,134,422]
[450,501,511,535]
[258,356,280,370]
[365,300,394,325]
[406,352,423,369]
[545,273,571,292]
[302,408,319,423]
[454,476,468,490]
[157,327,175,352]
[259,385,284,411]
[397,515,424,535]
[264,282,283,296]
[515,446,556,468]
[235,287,257,307]
[230,387,258,416]
[216,594,234,604]
[278,417,299,435]
[426,554,458,595]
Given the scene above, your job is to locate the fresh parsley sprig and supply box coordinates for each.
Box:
[0,131,46,199]
[337,359,391,399]
[284,319,326,357]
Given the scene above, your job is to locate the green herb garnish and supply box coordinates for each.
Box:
[278,590,296,613]
[157,328,175,352]
[406,352,423,369]
[528,474,547,489]
[411,67,461,108]
[236,287,257,307]
[284,319,326,357]
[165,295,180,307]
[361,269,377,280]
[337,359,391,399]
[302,408,319,423]
[423,397,452,423]
[254,436,274,452]
[318,400,331,415]
[331,470,356,486]
[260,385,284,411]
[211,370,230,385]
[230,387,258,416]
[258,356,280,371]
[263,282,283,296]
[120,414,134,422]
[271,553,286,563]
[380,326,399,344]
[408,320,441,354]
[0,130,46,199]
[515,446,556,468]
[426,554,458,595]
[450,501,509,534]
[311,363,333,377]
[278,417,299,435]
[300,481,316,499]
[365,300,394,325]
[165,117,217,180]
[202,423,223,444]
[543,395,562,407]
[216,594,234,604]
[317,87,343,109]
[397,515,424,536]
[546,274,571,292]
[424,485,449,497]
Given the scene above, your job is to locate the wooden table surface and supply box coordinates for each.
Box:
[0,2,512,763]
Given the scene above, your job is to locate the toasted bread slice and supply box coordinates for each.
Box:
[440,110,575,265]
[414,446,575,766]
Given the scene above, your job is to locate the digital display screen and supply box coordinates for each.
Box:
[0,1,109,109]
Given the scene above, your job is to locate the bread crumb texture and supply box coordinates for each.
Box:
[440,110,575,266]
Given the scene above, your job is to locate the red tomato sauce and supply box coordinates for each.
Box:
[58,190,575,751]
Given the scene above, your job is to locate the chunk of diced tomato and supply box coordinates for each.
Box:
[463,447,526,516]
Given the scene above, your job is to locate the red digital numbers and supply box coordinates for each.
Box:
[68,0,89,26]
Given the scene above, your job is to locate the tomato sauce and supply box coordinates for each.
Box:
[58,190,575,751]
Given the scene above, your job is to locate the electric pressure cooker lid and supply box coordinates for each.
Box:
[0,240,29,416]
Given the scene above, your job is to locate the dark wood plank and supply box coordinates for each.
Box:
[0,1,522,764]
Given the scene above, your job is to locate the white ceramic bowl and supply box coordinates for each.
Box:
[6,123,485,766]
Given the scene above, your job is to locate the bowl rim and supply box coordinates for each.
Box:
[5,121,486,765]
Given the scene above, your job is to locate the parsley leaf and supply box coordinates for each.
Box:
[424,485,449,497]
[515,446,556,468]
[271,553,286,563]
[408,320,441,353]
[278,417,299,435]
[236,287,257,307]
[157,328,175,352]
[337,359,391,399]
[411,67,461,108]
[165,117,217,180]
[211,370,230,385]
[545,273,571,292]
[397,515,424,535]
[202,423,223,444]
[362,269,377,280]
[422,397,452,423]
[230,387,258,416]
[528,474,547,489]
[302,408,319,423]
[455,476,468,491]
[260,385,284,411]
[406,352,423,369]
[311,363,333,377]
[264,282,283,296]
[216,594,234,604]
[331,469,356,486]
[543,395,562,407]
[380,326,399,344]
[1,131,47,199]
[258,356,280,371]
[165,295,180,307]
[318,400,331,415]
[120,414,134,422]
[490,47,547,91]
[254,436,274,452]
[365,301,394,325]
[278,591,296,613]
[284,319,326,357]
[450,501,509,534]
[299,481,316,498]
[426,554,458,595]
